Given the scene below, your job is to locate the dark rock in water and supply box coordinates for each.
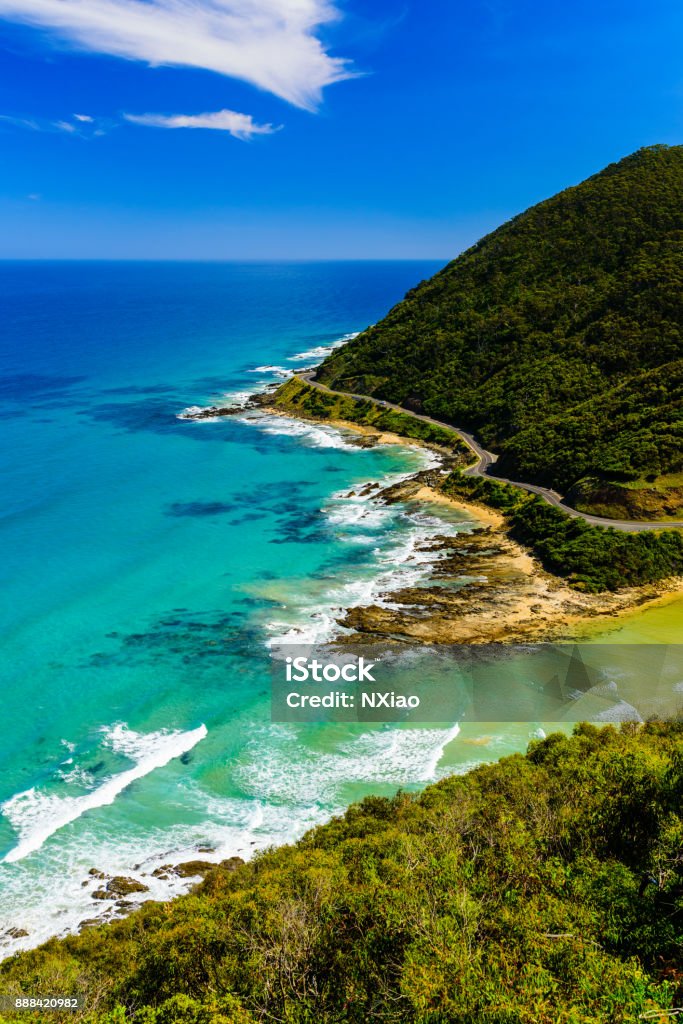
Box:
[173,860,215,878]
[107,876,150,896]
[88,868,107,878]
[377,479,422,504]
[115,900,134,909]
[197,845,216,853]
[178,399,257,420]
[92,876,149,899]
[4,927,29,939]
[152,865,172,879]
[152,856,240,882]
[347,434,382,449]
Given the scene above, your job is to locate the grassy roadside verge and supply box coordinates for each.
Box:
[270,378,682,594]
[267,376,470,457]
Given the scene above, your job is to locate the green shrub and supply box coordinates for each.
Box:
[3,725,683,1023]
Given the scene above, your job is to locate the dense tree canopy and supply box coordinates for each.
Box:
[443,472,683,591]
[318,145,683,517]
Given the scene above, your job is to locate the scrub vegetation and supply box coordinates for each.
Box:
[270,375,470,455]
[2,723,683,1023]
[443,471,683,592]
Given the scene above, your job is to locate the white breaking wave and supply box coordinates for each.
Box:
[264,517,457,645]
[0,787,332,960]
[240,376,456,648]
[178,328,358,421]
[177,388,258,419]
[235,723,462,806]
[219,389,261,405]
[56,765,95,788]
[1,724,208,864]
[177,404,214,420]
[325,501,394,529]
[266,455,473,646]
[178,329,360,422]
[248,365,292,377]
[238,411,361,450]
[287,332,359,363]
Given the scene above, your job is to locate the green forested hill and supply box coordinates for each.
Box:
[2,723,683,1023]
[318,145,683,518]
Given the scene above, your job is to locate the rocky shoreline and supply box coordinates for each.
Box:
[2,856,246,945]
[177,399,261,420]
[77,857,244,932]
[181,391,681,644]
[329,467,680,647]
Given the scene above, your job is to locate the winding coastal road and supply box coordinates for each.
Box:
[298,372,683,533]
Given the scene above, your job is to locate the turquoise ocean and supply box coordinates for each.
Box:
[0,260,497,954]
[0,261,569,953]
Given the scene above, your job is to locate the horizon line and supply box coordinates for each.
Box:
[0,256,452,263]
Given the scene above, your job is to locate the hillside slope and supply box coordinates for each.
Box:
[318,145,683,518]
[1,724,683,1023]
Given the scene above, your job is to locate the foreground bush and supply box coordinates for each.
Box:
[2,723,683,1022]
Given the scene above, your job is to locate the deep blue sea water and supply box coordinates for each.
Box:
[0,261,540,952]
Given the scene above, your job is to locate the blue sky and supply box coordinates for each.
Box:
[0,0,681,259]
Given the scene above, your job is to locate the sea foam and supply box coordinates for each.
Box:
[235,722,462,807]
[238,411,360,451]
[1,724,207,864]
[265,456,473,648]
[287,332,359,363]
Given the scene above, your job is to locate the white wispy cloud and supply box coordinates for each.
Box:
[0,111,116,139]
[0,114,40,131]
[0,113,82,133]
[0,0,353,110]
[124,108,278,140]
